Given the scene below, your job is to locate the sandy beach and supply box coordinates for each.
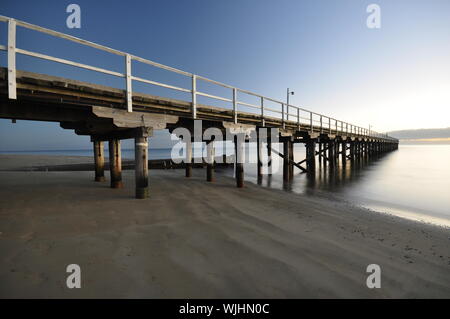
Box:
[0,155,449,298]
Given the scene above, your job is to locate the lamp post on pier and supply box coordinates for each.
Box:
[287,88,294,121]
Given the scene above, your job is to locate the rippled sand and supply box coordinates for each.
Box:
[0,155,449,298]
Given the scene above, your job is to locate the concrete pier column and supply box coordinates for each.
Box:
[135,135,149,199]
[185,139,192,177]
[206,139,215,182]
[93,140,105,182]
[108,139,123,189]
[234,135,244,188]
[306,140,316,173]
[328,140,336,170]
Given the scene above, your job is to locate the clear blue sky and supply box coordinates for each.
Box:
[1,0,449,150]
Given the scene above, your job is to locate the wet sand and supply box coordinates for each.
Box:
[0,155,449,298]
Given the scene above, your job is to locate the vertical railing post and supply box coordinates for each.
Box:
[8,18,17,100]
[281,103,285,129]
[125,54,132,112]
[233,88,237,124]
[320,115,323,133]
[329,117,331,133]
[297,108,300,130]
[310,112,313,133]
[192,74,197,119]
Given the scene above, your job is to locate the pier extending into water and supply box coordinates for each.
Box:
[0,16,398,198]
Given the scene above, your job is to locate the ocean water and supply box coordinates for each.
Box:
[0,148,173,160]
[2,144,450,227]
[233,144,450,227]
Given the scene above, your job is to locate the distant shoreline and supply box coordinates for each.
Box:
[399,138,450,144]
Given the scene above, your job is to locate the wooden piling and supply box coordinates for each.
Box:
[108,139,123,189]
[257,128,263,180]
[341,141,346,166]
[289,139,294,180]
[328,140,335,170]
[93,140,105,182]
[185,139,192,177]
[318,142,323,166]
[306,140,316,173]
[135,135,149,199]
[283,139,290,182]
[234,135,244,188]
[352,142,356,160]
[206,140,215,182]
[356,142,360,160]
[335,142,339,164]
[267,132,272,176]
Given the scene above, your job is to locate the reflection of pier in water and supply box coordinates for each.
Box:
[253,147,395,196]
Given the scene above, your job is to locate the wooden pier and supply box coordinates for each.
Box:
[0,16,398,199]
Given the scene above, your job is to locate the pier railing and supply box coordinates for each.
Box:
[0,15,397,142]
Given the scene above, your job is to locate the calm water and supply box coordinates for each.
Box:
[234,144,450,227]
[2,144,450,227]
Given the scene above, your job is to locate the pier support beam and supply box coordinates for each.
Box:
[93,140,105,182]
[108,139,123,189]
[328,140,336,170]
[206,139,215,182]
[283,138,293,182]
[234,135,244,188]
[349,142,355,161]
[267,133,272,176]
[257,128,263,181]
[356,142,361,160]
[185,139,192,177]
[335,143,340,165]
[135,135,149,199]
[289,140,294,180]
[341,141,347,166]
[306,140,316,173]
[318,142,323,166]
